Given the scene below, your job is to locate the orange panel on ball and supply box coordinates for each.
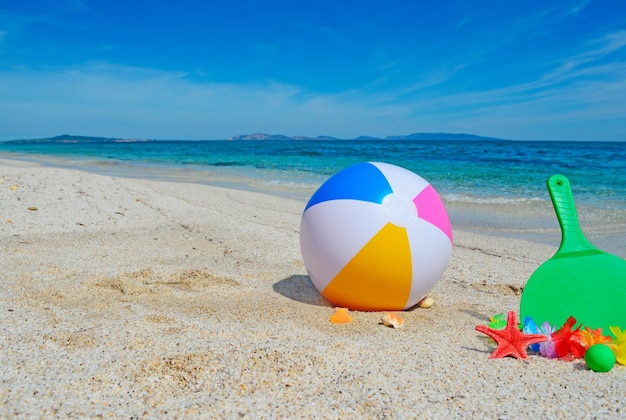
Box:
[322,223,412,310]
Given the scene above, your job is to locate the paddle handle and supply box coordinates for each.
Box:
[547,174,596,254]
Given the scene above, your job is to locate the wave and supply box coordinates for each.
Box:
[209,161,247,167]
[441,193,547,205]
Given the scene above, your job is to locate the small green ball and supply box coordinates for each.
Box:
[585,344,616,372]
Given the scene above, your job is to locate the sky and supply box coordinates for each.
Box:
[1,1,626,141]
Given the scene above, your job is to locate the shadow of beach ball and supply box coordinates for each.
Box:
[299,162,453,311]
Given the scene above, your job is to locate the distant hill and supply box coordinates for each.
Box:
[5,132,507,143]
[228,132,506,141]
[226,133,505,141]
[226,132,340,141]
[226,133,292,141]
[384,132,505,141]
[5,134,150,144]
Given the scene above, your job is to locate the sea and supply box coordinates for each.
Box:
[1,139,625,256]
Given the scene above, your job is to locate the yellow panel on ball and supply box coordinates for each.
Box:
[322,223,412,311]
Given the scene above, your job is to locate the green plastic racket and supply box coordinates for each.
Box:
[520,174,626,335]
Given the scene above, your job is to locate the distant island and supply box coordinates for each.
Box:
[225,133,339,141]
[226,132,506,141]
[384,132,505,141]
[4,132,507,143]
[4,134,153,144]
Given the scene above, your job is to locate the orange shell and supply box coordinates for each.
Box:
[381,312,404,328]
[330,307,353,324]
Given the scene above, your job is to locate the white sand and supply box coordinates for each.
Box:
[1,158,624,418]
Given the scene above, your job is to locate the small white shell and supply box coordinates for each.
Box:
[417,296,434,309]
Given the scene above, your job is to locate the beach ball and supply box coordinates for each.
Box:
[300,162,453,311]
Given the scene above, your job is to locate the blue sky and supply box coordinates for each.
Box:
[1,1,625,141]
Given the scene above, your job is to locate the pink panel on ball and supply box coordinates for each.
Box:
[413,185,453,242]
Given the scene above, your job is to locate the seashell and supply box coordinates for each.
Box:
[6,219,13,224]
[330,307,353,324]
[9,185,18,191]
[381,312,404,328]
[417,296,434,309]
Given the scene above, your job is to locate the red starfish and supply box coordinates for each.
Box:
[475,311,548,359]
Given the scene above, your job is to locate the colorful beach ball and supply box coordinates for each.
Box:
[300,162,453,311]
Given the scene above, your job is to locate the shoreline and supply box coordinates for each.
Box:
[1,157,625,417]
[2,152,625,256]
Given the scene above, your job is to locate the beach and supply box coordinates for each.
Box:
[1,157,624,418]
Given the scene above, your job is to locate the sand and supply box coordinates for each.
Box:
[1,157,624,418]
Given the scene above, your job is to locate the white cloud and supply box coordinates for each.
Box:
[375,29,626,139]
[0,62,399,140]
[2,26,626,143]
[567,0,593,16]
[0,0,87,39]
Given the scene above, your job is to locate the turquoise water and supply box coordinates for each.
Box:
[1,139,625,255]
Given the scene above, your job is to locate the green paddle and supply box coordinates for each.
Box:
[520,174,626,335]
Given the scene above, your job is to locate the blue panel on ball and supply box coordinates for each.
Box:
[305,162,393,210]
